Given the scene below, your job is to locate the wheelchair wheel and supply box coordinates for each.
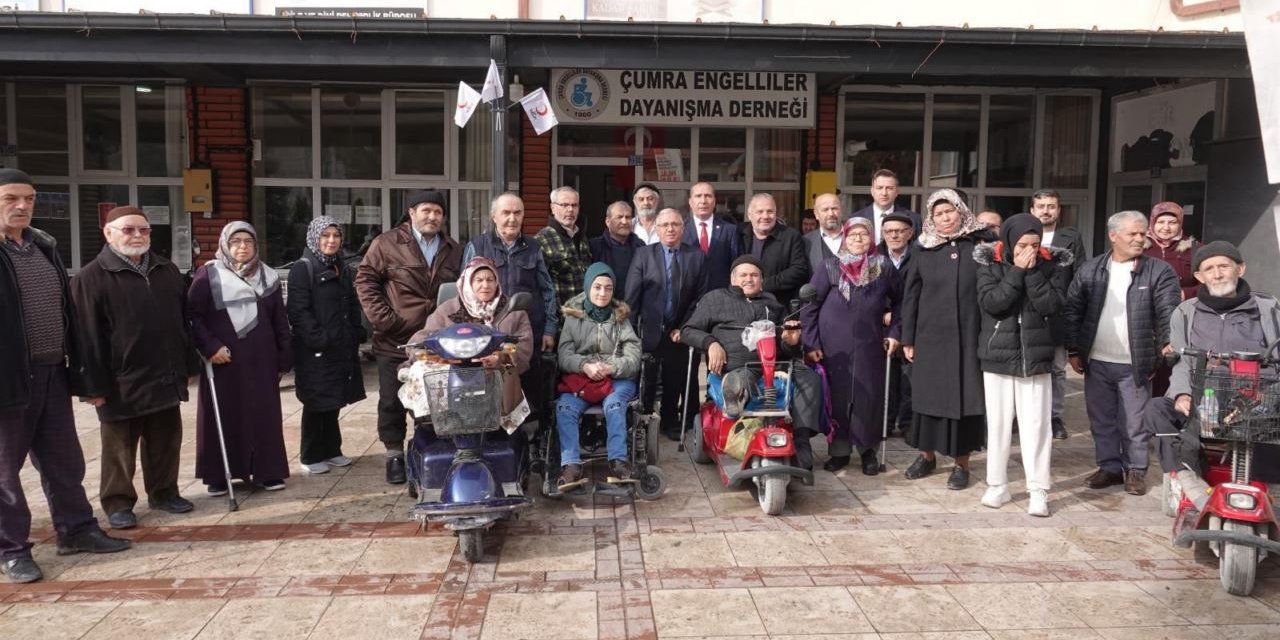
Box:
[643,413,660,465]
[690,418,712,464]
[634,465,667,500]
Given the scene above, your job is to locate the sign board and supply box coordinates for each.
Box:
[355,205,382,225]
[142,205,171,225]
[551,69,814,128]
[276,6,424,18]
[324,204,354,224]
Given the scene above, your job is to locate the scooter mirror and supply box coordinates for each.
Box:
[507,292,532,313]
[797,283,818,304]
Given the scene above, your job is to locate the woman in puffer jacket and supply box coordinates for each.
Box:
[974,213,1071,517]
[555,262,642,492]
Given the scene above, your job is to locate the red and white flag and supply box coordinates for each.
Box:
[479,59,504,103]
[520,88,559,136]
[454,81,481,128]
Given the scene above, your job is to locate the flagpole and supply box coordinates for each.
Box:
[489,35,508,200]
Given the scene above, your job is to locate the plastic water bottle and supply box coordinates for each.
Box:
[1198,388,1219,436]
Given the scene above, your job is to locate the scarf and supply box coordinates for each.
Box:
[1147,202,1185,250]
[582,261,616,323]
[305,216,342,268]
[109,245,151,276]
[210,221,279,338]
[999,213,1044,263]
[457,257,504,325]
[1197,278,1252,313]
[836,217,878,301]
[918,188,983,249]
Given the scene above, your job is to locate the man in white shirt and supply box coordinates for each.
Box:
[803,193,845,273]
[631,183,661,245]
[1063,211,1180,495]
[852,169,920,245]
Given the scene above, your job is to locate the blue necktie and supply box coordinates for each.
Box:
[664,248,678,325]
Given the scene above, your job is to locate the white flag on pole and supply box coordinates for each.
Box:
[520,88,559,136]
[480,59,504,103]
[454,81,482,128]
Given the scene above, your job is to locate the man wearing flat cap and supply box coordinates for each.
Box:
[356,190,461,484]
[71,206,201,530]
[0,169,130,584]
[1142,241,1280,491]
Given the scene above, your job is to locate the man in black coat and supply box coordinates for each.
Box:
[878,212,916,435]
[0,170,130,584]
[682,182,740,290]
[803,193,845,273]
[589,200,645,294]
[1033,188,1088,440]
[626,209,707,440]
[739,193,810,308]
[1064,210,1180,495]
[72,206,202,530]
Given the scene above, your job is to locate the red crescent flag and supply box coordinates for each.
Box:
[454,81,482,128]
[519,87,559,136]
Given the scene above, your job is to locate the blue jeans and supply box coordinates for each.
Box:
[556,378,637,465]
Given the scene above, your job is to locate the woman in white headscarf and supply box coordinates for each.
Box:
[188,221,293,494]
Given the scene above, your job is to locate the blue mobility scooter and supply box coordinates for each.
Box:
[398,285,534,562]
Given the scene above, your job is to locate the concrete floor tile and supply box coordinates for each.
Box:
[355,536,456,575]
[307,595,434,640]
[641,533,736,569]
[1060,526,1185,561]
[634,492,717,518]
[987,631,1102,640]
[1093,627,1211,639]
[253,538,370,576]
[1039,581,1188,628]
[81,599,226,640]
[811,530,917,565]
[945,583,1087,630]
[785,490,869,516]
[0,602,120,640]
[650,588,765,637]
[749,586,873,635]
[848,585,982,633]
[195,596,331,640]
[1132,579,1280,625]
[481,592,598,640]
[724,531,828,567]
[57,542,191,580]
[498,534,596,572]
[854,489,945,515]
[154,540,281,578]
[1191,624,1280,639]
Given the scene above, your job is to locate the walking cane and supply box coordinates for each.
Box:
[878,348,893,473]
[202,358,239,512]
[677,345,696,453]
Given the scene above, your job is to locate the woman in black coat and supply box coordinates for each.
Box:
[973,213,1071,517]
[287,216,367,474]
[901,189,993,490]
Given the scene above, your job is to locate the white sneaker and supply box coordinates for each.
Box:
[981,484,1011,509]
[301,462,330,475]
[1028,489,1050,517]
[326,455,353,467]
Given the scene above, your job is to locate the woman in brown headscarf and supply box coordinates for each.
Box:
[1143,201,1201,397]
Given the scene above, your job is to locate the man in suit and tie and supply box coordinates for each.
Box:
[682,182,740,291]
[852,169,920,245]
[626,209,707,440]
[803,193,845,273]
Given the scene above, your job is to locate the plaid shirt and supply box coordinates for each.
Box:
[536,219,592,309]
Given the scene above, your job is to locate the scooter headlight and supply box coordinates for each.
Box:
[436,336,491,360]
[1226,492,1257,510]
[766,433,789,448]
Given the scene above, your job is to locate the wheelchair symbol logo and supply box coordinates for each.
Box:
[555,69,610,121]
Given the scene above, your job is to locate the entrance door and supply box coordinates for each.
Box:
[559,164,631,239]
[1109,166,1208,240]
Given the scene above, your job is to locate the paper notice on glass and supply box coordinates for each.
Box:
[653,147,684,182]
[355,205,382,225]
[1242,0,1280,184]
[142,205,171,225]
[324,204,353,224]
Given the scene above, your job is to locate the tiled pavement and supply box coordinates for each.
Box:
[6,365,1280,639]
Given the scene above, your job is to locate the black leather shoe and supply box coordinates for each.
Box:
[904,455,936,480]
[823,456,850,473]
[1052,417,1069,440]
[861,449,880,476]
[56,528,131,556]
[149,496,194,514]
[947,465,970,490]
[386,455,407,485]
[1,557,43,583]
[1085,468,1125,489]
[107,510,137,529]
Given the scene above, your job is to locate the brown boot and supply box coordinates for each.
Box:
[607,460,633,484]
[1124,469,1148,496]
[1085,468,1124,489]
[557,464,587,492]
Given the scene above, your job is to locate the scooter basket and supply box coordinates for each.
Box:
[421,366,505,436]
[1192,369,1280,445]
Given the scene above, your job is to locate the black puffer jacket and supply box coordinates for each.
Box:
[974,243,1072,377]
[1063,252,1180,382]
[681,287,801,371]
[288,249,367,411]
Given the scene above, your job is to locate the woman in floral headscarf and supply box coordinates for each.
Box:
[287,217,366,475]
[900,189,994,490]
[188,221,293,494]
[801,217,902,476]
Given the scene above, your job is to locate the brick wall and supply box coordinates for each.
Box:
[520,115,552,233]
[187,87,250,263]
[806,95,839,171]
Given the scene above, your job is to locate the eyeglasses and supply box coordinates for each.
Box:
[553,202,580,209]
[110,225,152,237]
[656,222,682,228]
[845,232,871,240]
[228,238,257,247]
[882,228,910,236]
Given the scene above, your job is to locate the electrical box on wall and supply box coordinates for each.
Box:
[805,171,837,206]
[183,169,214,213]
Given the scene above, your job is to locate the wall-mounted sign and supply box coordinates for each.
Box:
[551,69,814,128]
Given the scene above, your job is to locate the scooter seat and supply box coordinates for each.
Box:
[706,372,790,412]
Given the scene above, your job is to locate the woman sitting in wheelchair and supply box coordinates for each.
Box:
[555,263,642,491]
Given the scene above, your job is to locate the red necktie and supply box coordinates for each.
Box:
[699,221,710,254]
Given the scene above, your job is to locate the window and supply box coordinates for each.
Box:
[395,91,445,176]
[321,89,381,180]
[698,128,746,183]
[81,86,124,173]
[1044,95,1093,189]
[259,186,314,266]
[753,129,801,183]
[457,104,520,182]
[842,94,924,186]
[929,95,980,189]
[16,84,69,176]
[254,86,311,179]
[644,128,691,183]
[987,95,1034,188]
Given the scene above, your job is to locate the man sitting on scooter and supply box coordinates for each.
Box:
[681,255,823,471]
[1141,241,1280,491]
